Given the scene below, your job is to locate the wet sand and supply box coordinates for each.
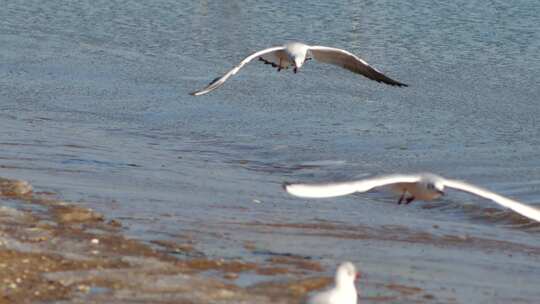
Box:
[0,176,335,303]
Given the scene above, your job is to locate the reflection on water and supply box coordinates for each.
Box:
[1,0,540,302]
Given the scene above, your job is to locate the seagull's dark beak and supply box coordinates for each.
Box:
[437,190,445,196]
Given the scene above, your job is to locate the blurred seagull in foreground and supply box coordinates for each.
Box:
[190,42,407,96]
[284,173,540,223]
[306,262,359,304]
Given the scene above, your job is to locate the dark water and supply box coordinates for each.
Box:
[1,0,540,302]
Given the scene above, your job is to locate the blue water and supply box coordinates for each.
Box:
[1,1,540,302]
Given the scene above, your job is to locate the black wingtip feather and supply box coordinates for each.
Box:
[209,76,220,85]
[385,80,408,87]
[282,182,291,191]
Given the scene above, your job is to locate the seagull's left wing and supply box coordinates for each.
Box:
[284,174,421,198]
[444,179,540,222]
[309,46,407,87]
[190,46,285,96]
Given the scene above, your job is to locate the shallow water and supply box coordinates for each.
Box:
[1,0,540,302]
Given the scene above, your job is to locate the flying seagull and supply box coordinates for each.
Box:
[306,262,359,304]
[283,173,540,223]
[190,42,407,96]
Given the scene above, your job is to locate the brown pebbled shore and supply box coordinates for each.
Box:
[0,177,332,304]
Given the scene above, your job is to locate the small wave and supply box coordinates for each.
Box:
[61,158,141,168]
[298,160,347,167]
[228,159,345,174]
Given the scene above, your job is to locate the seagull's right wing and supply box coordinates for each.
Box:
[309,46,408,87]
[190,46,285,96]
[444,179,540,222]
[284,174,422,198]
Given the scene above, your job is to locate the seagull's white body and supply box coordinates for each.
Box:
[306,262,358,304]
[191,42,407,96]
[284,173,540,223]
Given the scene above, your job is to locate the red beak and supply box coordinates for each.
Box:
[355,272,361,281]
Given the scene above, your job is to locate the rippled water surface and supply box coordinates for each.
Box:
[1,0,540,302]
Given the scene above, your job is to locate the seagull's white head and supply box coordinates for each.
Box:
[335,262,359,288]
[285,42,309,69]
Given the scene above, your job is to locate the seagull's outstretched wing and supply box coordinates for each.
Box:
[443,179,540,222]
[284,174,421,198]
[190,46,285,96]
[308,46,407,87]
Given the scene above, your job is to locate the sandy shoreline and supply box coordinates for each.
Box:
[0,176,336,303]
